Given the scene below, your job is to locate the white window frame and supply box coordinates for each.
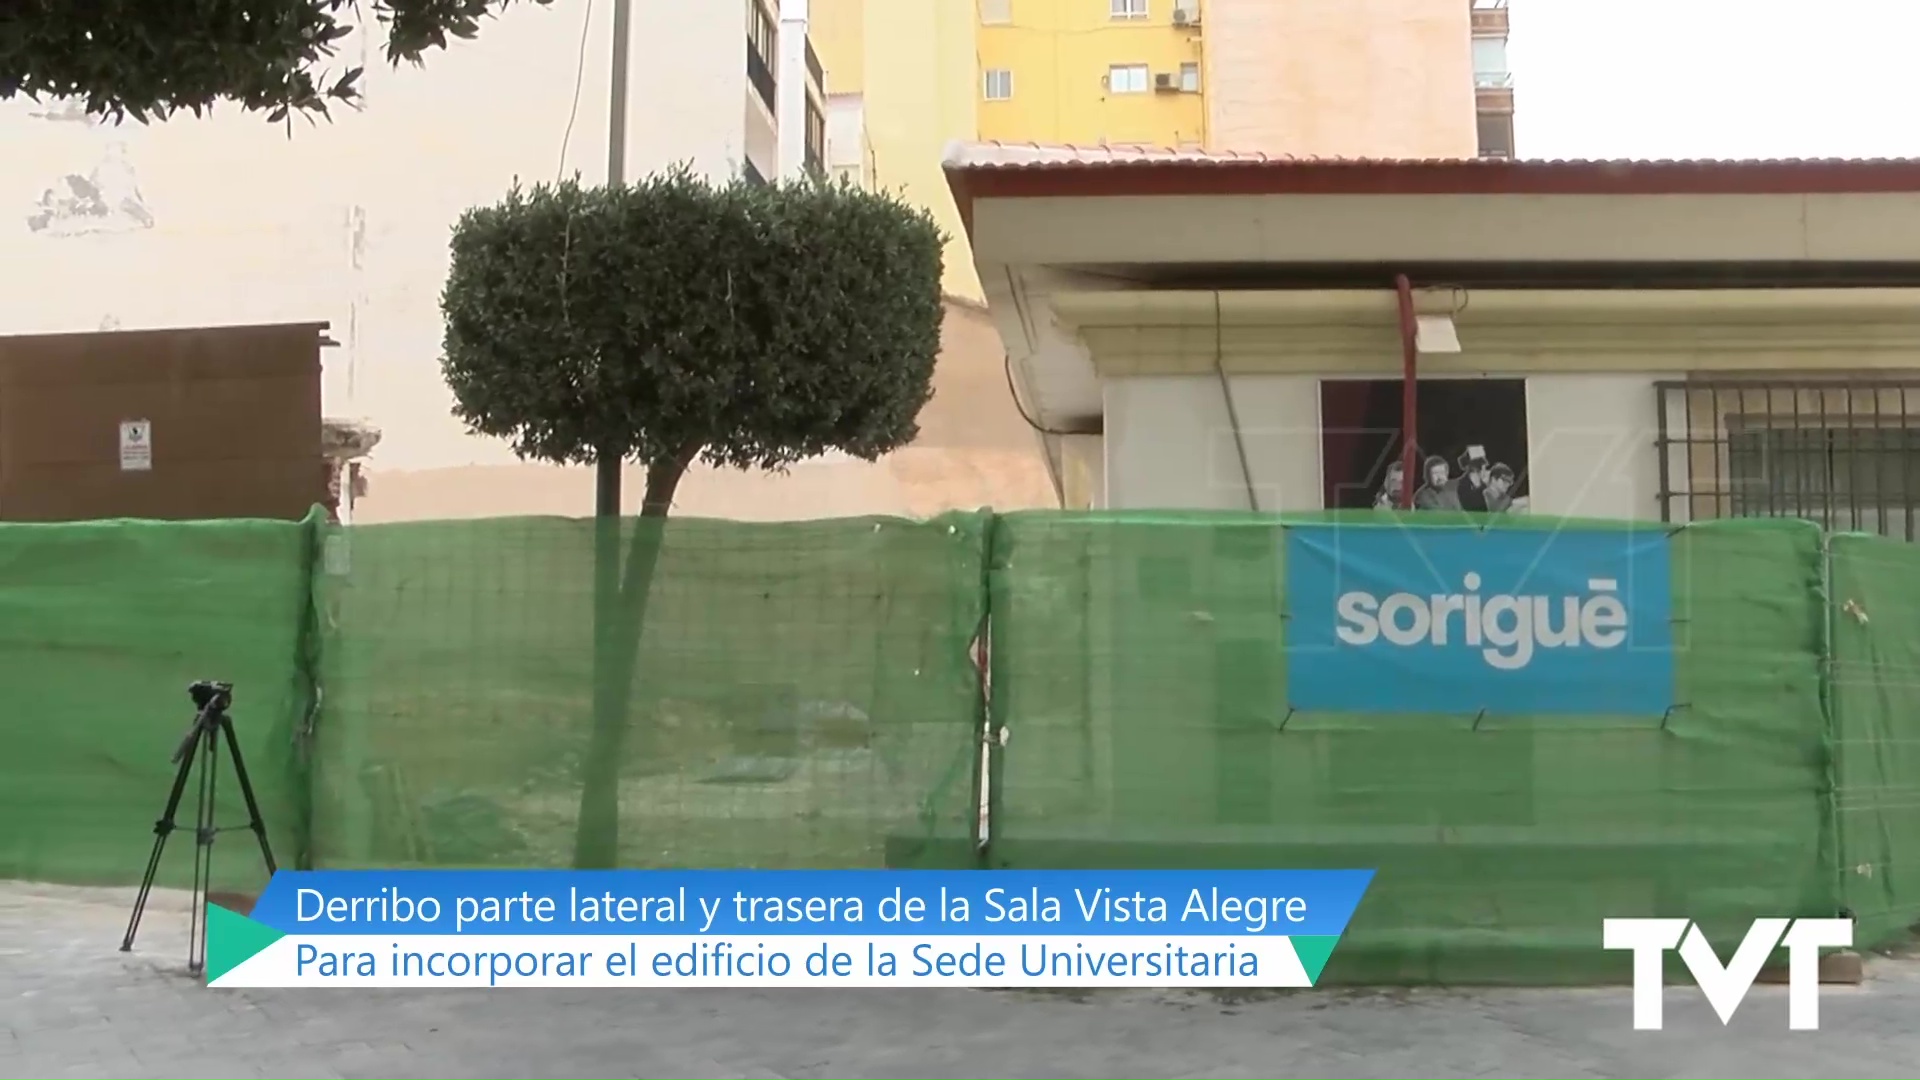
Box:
[983,68,1014,101]
[1179,61,1200,92]
[1110,0,1149,20]
[1108,64,1150,94]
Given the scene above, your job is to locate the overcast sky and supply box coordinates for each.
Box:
[1510,0,1920,159]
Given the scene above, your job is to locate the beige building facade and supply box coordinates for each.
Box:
[949,144,1920,533]
[1204,0,1481,159]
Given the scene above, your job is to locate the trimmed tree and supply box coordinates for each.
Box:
[2,0,552,121]
[440,169,945,868]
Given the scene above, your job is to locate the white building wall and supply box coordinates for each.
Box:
[824,95,873,188]
[1104,372,1672,521]
[776,0,811,178]
[630,0,752,181]
[0,0,769,483]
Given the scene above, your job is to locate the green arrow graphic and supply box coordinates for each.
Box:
[1289,935,1342,986]
[206,902,284,985]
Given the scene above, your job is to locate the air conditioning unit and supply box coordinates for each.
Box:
[1172,5,1198,26]
[1153,72,1177,92]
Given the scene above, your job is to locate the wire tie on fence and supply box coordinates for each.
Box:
[1472,708,1488,732]
[1278,707,1296,732]
[1659,703,1690,731]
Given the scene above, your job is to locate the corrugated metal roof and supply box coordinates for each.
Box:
[942,140,1920,172]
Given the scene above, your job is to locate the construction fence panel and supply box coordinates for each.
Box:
[309,513,989,872]
[1828,531,1920,948]
[985,511,1836,984]
[0,515,317,891]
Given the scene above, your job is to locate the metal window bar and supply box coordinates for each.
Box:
[1653,378,1920,541]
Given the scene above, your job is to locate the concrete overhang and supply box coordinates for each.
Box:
[944,142,1920,428]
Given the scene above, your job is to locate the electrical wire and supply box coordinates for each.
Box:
[558,0,596,180]
[1209,289,1259,512]
[1004,351,1080,437]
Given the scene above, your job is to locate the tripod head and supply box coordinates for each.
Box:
[172,681,234,765]
[188,680,233,714]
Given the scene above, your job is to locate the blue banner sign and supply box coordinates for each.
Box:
[1284,524,1676,716]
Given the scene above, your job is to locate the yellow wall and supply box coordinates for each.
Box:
[810,0,981,300]
[977,0,1206,147]
[808,0,865,94]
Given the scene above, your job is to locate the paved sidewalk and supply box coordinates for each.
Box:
[4,883,1917,1079]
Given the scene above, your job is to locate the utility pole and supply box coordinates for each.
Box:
[597,0,633,518]
[581,0,635,869]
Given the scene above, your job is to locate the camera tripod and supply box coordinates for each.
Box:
[120,680,278,976]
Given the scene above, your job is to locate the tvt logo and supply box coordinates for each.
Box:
[1602,918,1853,1031]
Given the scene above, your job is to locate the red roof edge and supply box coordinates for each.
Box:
[943,153,1920,242]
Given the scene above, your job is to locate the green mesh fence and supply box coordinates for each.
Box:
[984,511,1837,983]
[1829,532,1920,947]
[0,515,318,891]
[309,513,988,871]
[9,507,1920,986]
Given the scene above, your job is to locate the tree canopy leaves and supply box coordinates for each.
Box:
[0,0,553,122]
[440,169,946,484]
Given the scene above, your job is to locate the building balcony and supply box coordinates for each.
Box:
[1476,83,1515,114]
[1475,71,1514,90]
[805,39,824,93]
[1471,0,1509,38]
[747,36,777,114]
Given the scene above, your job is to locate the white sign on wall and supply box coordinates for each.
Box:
[118,419,152,471]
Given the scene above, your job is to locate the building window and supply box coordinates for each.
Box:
[1108,64,1150,94]
[980,0,1012,24]
[1726,426,1920,538]
[1179,61,1200,92]
[1654,379,1920,540]
[1476,111,1514,158]
[1473,37,1510,88]
[1110,0,1149,19]
[983,68,1014,101]
[804,98,827,177]
[747,0,778,113]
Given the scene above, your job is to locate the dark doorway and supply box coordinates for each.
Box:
[1319,378,1531,512]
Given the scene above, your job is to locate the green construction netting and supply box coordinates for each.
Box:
[309,513,987,871]
[1829,532,1920,947]
[0,515,316,891]
[984,511,1837,984]
[10,505,1920,987]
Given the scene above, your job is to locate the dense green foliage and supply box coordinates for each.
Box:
[441,169,946,492]
[441,168,943,868]
[0,0,553,121]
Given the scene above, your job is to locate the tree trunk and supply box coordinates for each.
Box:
[571,449,696,869]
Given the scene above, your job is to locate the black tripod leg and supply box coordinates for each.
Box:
[187,724,219,975]
[218,714,278,875]
[121,729,201,953]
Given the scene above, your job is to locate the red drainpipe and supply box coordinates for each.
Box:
[1393,273,1419,510]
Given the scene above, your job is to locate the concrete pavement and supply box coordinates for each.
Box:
[4,883,1917,1079]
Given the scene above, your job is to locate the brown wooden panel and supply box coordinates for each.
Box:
[0,322,326,522]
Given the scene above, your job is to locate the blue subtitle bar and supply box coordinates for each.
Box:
[251,870,1374,938]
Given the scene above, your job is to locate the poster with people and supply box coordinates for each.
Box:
[1319,378,1531,514]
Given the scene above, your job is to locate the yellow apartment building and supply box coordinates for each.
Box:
[810,0,1514,300]
[975,0,1207,148]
